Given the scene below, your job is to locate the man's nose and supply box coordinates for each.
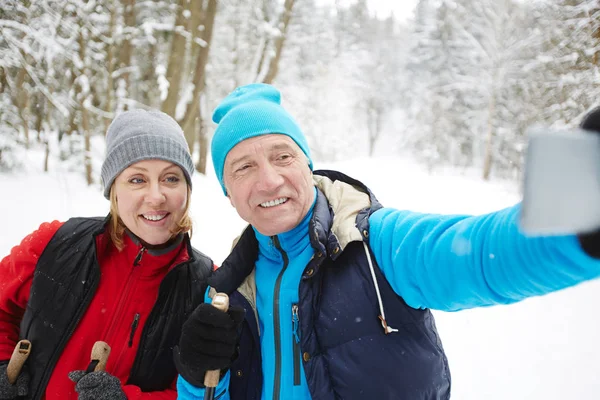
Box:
[256,163,284,192]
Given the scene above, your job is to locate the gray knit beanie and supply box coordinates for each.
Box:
[101,109,194,199]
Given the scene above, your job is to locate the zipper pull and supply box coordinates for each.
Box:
[292,304,300,343]
[128,313,140,348]
[133,247,146,266]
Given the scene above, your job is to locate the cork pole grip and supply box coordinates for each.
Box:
[6,340,31,385]
[204,293,229,388]
[90,341,111,372]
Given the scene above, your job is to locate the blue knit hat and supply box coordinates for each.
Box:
[211,83,313,195]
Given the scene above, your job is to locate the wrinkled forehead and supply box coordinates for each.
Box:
[224,134,302,167]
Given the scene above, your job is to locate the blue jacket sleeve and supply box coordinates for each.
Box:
[176,371,230,400]
[368,203,600,311]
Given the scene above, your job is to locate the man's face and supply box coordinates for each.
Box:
[223,134,314,236]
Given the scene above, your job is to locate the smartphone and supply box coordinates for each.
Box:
[520,126,600,235]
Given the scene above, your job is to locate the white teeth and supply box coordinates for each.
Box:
[143,214,167,221]
[260,198,288,208]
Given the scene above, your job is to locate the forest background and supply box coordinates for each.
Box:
[2,0,599,184]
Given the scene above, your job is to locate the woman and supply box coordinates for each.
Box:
[0,109,213,400]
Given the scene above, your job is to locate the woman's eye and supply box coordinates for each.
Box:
[236,164,251,172]
[165,176,181,183]
[129,177,145,184]
[277,154,291,161]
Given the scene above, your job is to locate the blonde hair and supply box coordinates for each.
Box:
[108,185,193,251]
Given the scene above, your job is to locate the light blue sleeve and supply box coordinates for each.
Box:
[204,286,212,303]
[176,371,230,400]
[368,203,600,311]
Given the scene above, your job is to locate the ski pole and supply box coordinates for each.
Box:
[204,293,229,400]
[86,341,111,373]
[6,340,31,384]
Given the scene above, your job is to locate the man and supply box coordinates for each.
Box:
[173,83,600,400]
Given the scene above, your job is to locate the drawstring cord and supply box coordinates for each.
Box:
[363,242,398,335]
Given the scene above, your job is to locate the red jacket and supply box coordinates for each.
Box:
[0,221,193,399]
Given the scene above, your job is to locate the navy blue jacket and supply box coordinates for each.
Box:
[190,170,451,399]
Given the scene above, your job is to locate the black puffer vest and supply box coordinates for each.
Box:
[19,217,212,400]
[208,170,451,400]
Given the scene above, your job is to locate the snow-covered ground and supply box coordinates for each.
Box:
[2,148,599,399]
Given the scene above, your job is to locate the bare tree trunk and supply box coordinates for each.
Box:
[231,11,241,87]
[118,0,136,110]
[67,62,79,140]
[43,138,50,172]
[142,41,159,107]
[9,2,32,148]
[161,0,191,117]
[261,0,296,84]
[334,0,343,57]
[196,93,208,174]
[253,1,271,81]
[34,93,45,142]
[197,128,208,174]
[105,1,117,131]
[188,1,208,173]
[482,92,496,181]
[374,111,382,157]
[367,101,383,157]
[187,0,205,75]
[590,2,600,65]
[180,0,218,138]
[0,67,6,93]
[183,107,198,153]
[68,97,78,135]
[42,107,50,172]
[78,24,93,185]
[83,108,93,185]
[14,66,30,148]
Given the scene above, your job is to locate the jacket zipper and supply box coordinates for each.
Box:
[292,303,301,386]
[271,235,289,400]
[103,246,144,354]
[133,246,146,266]
[128,313,140,348]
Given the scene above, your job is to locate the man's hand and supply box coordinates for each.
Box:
[68,370,126,400]
[173,302,245,387]
[0,362,29,400]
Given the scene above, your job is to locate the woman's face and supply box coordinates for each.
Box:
[112,159,188,245]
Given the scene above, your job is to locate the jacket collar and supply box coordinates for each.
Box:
[95,214,193,270]
[253,188,317,259]
[209,170,382,296]
[125,229,185,256]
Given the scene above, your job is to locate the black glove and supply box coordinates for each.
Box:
[0,362,29,400]
[174,303,245,387]
[68,370,126,400]
[578,106,600,257]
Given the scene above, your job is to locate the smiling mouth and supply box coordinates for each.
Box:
[141,213,169,221]
[259,197,288,208]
